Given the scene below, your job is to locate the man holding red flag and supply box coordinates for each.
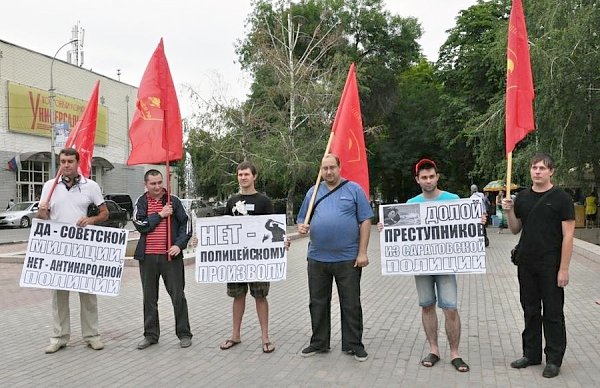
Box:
[38,148,108,354]
[296,154,373,362]
[132,169,192,350]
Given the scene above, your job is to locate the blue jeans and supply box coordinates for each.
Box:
[307,258,364,352]
[414,274,458,309]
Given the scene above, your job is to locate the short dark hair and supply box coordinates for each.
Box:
[530,153,555,170]
[415,158,437,176]
[236,161,257,176]
[59,148,80,162]
[323,153,340,167]
[144,169,162,182]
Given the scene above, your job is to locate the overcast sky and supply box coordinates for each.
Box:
[0,0,477,116]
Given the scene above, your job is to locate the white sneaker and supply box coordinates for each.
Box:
[45,342,66,354]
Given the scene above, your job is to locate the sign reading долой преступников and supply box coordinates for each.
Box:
[19,219,128,296]
[379,199,486,276]
[19,220,128,296]
[195,214,287,283]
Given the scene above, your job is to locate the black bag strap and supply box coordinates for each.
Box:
[527,187,557,216]
[307,180,349,223]
[518,186,557,241]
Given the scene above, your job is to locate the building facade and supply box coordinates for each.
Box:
[0,39,178,207]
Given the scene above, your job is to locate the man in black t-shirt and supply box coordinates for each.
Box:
[220,161,277,354]
[503,153,575,379]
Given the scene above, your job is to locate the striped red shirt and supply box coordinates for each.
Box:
[145,194,168,254]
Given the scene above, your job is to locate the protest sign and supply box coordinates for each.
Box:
[195,214,287,283]
[379,199,486,276]
[19,219,128,296]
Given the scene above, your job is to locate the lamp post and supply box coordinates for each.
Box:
[49,39,77,178]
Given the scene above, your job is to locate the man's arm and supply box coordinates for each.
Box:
[37,202,50,220]
[354,219,371,268]
[172,197,192,250]
[78,203,109,227]
[132,199,163,234]
[502,198,522,234]
[557,219,575,288]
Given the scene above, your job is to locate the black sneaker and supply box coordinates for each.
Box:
[542,364,560,378]
[301,345,325,357]
[353,348,368,362]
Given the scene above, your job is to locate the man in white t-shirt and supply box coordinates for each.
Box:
[470,185,489,247]
[37,148,108,354]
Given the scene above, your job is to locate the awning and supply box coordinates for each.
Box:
[7,152,114,172]
[92,156,114,171]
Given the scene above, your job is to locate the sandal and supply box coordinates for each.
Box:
[219,339,241,350]
[262,342,275,353]
[421,353,440,367]
[451,357,470,372]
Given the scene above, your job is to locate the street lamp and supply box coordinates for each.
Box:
[49,39,78,178]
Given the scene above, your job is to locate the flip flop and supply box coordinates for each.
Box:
[421,353,440,367]
[262,342,275,353]
[451,357,470,372]
[220,339,241,350]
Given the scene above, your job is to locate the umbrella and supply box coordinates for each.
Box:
[483,180,518,192]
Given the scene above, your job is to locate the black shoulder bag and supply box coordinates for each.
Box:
[511,187,557,265]
[306,180,349,224]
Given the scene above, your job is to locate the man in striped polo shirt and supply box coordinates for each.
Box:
[132,169,193,350]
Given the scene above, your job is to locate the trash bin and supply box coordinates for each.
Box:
[575,204,585,228]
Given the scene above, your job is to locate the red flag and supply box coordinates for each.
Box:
[127,39,182,165]
[65,80,100,177]
[505,0,535,155]
[330,63,370,198]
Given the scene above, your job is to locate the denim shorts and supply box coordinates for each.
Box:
[414,274,457,309]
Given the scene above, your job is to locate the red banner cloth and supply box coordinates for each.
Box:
[65,80,99,177]
[330,63,370,198]
[505,0,535,155]
[127,39,183,165]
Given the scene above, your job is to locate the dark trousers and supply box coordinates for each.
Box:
[139,254,192,341]
[518,263,566,366]
[307,258,364,351]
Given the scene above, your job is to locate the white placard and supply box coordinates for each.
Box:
[195,214,287,283]
[379,199,486,276]
[19,219,128,296]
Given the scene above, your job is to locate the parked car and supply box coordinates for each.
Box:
[211,201,227,216]
[104,193,133,219]
[180,199,213,218]
[0,201,39,228]
[88,200,128,229]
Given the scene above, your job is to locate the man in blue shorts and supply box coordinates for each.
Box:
[297,154,373,362]
[408,158,469,372]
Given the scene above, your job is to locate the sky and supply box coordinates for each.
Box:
[0,0,478,116]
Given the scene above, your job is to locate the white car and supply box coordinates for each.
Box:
[0,201,39,228]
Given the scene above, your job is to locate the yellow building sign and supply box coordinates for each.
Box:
[7,82,108,145]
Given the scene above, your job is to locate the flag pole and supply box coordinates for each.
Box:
[43,166,63,204]
[506,152,513,197]
[303,131,335,224]
[164,117,173,261]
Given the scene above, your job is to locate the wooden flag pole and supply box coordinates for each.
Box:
[164,117,173,261]
[506,152,513,197]
[303,131,335,225]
